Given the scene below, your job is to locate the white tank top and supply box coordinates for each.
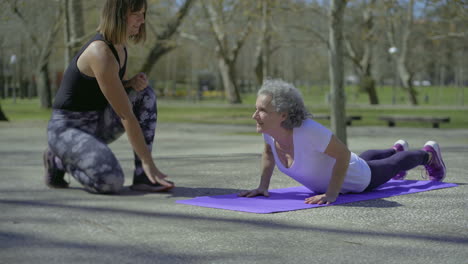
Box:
[263,118,371,193]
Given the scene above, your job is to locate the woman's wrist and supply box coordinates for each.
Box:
[140,155,154,165]
[258,181,270,190]
[122,79,131,88]
[325,190,339,199]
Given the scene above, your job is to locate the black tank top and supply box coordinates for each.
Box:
[53,33,127,111]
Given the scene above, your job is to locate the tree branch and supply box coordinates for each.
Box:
[6,0,39,47]
[203,1,228,59]
[430,32,468,40]
[231,19,252,63]
[290,25,329,49]
[155,0,195,41]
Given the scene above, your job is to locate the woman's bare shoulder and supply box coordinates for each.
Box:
[85,40,114,60]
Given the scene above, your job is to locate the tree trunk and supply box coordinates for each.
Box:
[253,0,269,85]
[0,103,8,121]
[328,0,348,145]
[344,0,379,105]
[37,65,52,109]
[360,74,378,104]
[397,58,418,104]
[218,57,241,104]
[254,58,264,85]
[399,0,417,105]
[0,44,4,99]
[389,0,417,105]
[360,1,378,105]
[204,0,252,104]
[28,74,37,98]
[64,0,85,66]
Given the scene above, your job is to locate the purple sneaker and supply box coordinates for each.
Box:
[422,141,446,181]
[392,139,409,180]
[43,148,69,188]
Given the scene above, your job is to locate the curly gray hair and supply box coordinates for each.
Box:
[257,79,311,129]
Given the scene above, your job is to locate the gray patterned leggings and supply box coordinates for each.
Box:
[47,87,157,194]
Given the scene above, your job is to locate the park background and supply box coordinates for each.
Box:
[1,2,467,263]
[0,0,467,134]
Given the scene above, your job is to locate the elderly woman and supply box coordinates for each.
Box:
[239,79,446,204]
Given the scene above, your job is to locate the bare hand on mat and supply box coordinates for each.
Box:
[304,193,338,205]
[238,188,269,198]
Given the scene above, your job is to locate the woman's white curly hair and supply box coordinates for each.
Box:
[257,79,311,129]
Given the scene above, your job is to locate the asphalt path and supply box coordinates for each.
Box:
[1,121,467,264]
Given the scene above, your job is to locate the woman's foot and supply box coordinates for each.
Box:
[43,148,69,188]
[392,139,409,180]
[422,141,446,181]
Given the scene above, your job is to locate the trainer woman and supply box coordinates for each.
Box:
[44,0,174,193]
[239,79,446,204]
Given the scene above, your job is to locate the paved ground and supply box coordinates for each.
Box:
[0,121,467,264]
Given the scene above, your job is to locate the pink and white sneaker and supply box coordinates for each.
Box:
[422,141,446,181]
[392,139,409,180]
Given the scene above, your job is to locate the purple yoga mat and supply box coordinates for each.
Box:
[176,180,457,213]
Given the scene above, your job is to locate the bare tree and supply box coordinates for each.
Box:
[7,0,64,108]
[202,0,253,104]
[63,0,86,66]
[139,0,195,73]
[386,0,418,105]
[425,0,468,89]
[252,0,271,85]
[344,0,379,105]
[429,0,468,41]
[267,1,347,141]
[329,0,348,145]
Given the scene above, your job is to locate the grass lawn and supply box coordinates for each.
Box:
[1,91,467,129]
[156,100,467,129]
[0,98,52,121]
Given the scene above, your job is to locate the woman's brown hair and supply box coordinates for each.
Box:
[97,0,147,44]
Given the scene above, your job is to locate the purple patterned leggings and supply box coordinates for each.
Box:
[361,148,429,191]
[47,87,157,193]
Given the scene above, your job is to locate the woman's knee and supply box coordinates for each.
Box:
[129,85,156,101]
[90,172,125,194]
[142,86,157,107]
[143,85,155,97]
[81,160,125,194]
